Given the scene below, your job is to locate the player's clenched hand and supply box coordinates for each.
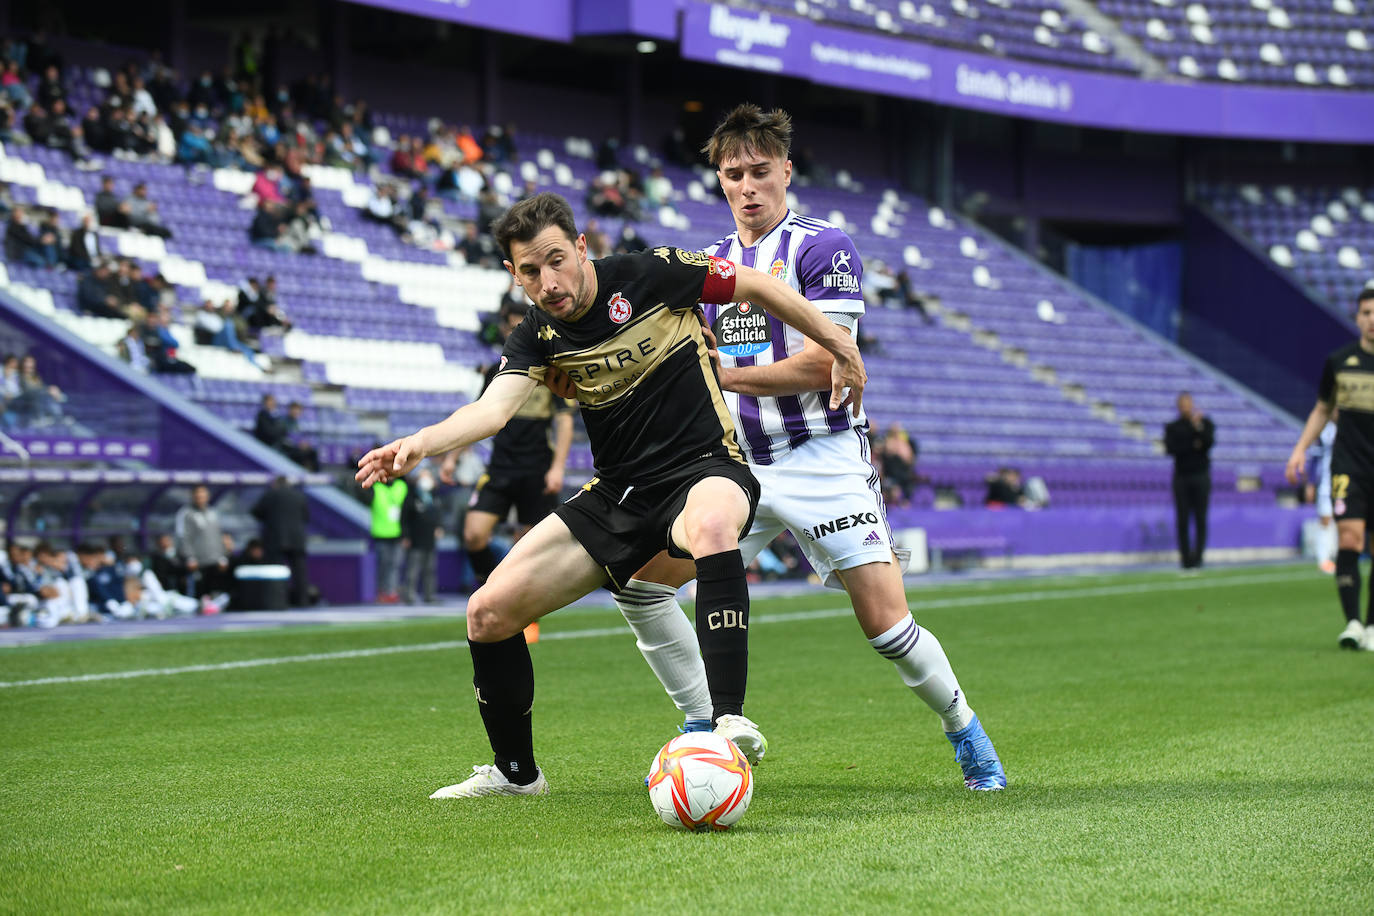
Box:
[544,466,564,495]
[829,337,867,417]
[1284,448,1307,485]
[543,365,577,400]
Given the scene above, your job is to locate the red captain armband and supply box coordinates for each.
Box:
[700,256,738,304]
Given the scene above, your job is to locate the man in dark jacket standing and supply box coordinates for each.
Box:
[401,465,443,603]
[1164,392,1216,569]
[252,476,310,606]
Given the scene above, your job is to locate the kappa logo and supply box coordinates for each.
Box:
[708,257,736,279]
[770,258,787,280]
[1346,355,1361,366]
[608,292,633,324]
[537,326,559,341]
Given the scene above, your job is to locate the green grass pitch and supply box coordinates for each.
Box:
[2,564,1372,914]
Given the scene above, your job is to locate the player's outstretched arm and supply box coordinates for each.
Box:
[731,264,866,416]
[355,374,538,488]
[1286,399,1333,484]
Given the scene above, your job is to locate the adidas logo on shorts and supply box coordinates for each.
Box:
[863,530,884,546]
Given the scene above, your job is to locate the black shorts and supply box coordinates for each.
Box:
[467,471,557,526]
[555,457,760,591]
[1330,472,1373,522]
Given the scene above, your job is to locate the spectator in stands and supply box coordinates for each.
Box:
[616,224,648,254]
[95,176,129,228]
[587,174,625,217]
[477,187,505,229]
[878,424,921,508]
[370,472,408,604]
[252,166,285,205]
[194,299,261,367]
[363,182,406,234]
[124,182,172,238]
[76,542,129,620]
[282,401,320,471]
[249,276,292,332]
[80,105,111,153]
[0,97,18,144]
[454,126,483,164]
[5,206,56,268]
[175,123,214,165]
[175,484,231,611]
[0,182,12,220]
[249,199,291,252]
[1165,391,1215,569]
[1,59,29,108]
[254,393,286,450]
[1,354,20,429]
[644,166,673,208]
[482,124,517,164]
[78,261,131,319]
[325,122,370,171]
[897,270,935,324]
[252,476,311,607]
[390,134,420,178]
[16,354,66,426]
[985,467,1028,509]
[457,221,497,268]
[401,465,443,604]
[583,218,611,259]
[35,64,65,109]
[863,261,902,308]
[118,322,150,373]
[66,213,100,271]
[139,310,195,374]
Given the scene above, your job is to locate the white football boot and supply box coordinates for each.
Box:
[429,765,548,799]
[1362,624,1374,652]
[1338,619,1364,650]
[714,714,767,765]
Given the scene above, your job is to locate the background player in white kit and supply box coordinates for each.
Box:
[612,104,1005,790]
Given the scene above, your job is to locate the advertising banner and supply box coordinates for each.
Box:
[679,1,1374,144]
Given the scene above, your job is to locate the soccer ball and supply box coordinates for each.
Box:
[646,732,753,831]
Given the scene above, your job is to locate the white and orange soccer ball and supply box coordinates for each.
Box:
[646,732,753,831]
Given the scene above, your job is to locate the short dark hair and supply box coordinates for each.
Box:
[702,103,793,167]
[1358,287,1374,307]
[490,192,578,261]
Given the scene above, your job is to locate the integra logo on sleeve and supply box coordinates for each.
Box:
[803,511,881,541]
[823,249,860,294]
[711,302,771,357]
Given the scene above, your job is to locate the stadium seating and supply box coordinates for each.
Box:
[1199,181,1374,312]
[1104,0,1374,86]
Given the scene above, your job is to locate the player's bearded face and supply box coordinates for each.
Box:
[717,150,792,238]
[507,228,593,322]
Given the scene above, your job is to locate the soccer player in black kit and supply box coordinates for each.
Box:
[1286,287,1374,651]
[356,192,865,798]
[462,359,574,584]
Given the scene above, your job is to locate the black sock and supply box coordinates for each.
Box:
[1336,549,1361,623]
[467,545,497,582]
[693,549,750,723]
[468,633,537,785]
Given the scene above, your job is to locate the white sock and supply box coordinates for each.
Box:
[1320,524,1338,565]
[615,579,713,721]
[869,613,974,733]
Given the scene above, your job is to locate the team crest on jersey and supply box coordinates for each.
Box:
[675,248,711,267]
[608,293,633,324]
[712,301,771,357]
[769,258,787,280]
[708,257,736,279]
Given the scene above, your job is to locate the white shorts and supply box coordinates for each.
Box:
[739,429,907,590]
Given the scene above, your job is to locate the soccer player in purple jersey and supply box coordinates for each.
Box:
[612,104,1006,789]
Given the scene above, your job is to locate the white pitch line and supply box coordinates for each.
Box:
[0,569,1317,689]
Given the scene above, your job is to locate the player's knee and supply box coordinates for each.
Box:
[684,509,743,555]
[1338,531,1363,552]
[462,529,489,552]
[464,587,516,642]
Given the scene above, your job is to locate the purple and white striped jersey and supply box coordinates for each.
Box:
[700,209,866,466]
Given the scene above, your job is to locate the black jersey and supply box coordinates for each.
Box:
[481,363,575,476]
[495,248,743,484]
[1319,341,1374,476]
